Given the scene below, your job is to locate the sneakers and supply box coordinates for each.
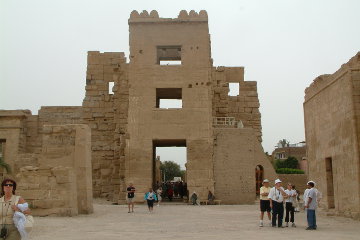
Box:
[259,221,263,227]
[292,223,296,227]
[285,222,289,227]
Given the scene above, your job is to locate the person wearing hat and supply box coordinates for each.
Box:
[268,179,287,228]
[259,179,271,227]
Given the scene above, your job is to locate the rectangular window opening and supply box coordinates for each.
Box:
[228,83,240,96]
[157,46,182,65]
[160,60,182,66]
[156,88,182,109]
[108,82,114,95]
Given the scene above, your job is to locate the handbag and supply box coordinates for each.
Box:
[24,215,34,232]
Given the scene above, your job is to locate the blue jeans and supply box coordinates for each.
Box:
[307,209,317,229]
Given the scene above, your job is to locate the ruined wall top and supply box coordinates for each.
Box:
[304,52,360,101]
[129,10,208,23]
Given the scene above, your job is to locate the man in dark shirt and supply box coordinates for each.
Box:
[127,183,135,213]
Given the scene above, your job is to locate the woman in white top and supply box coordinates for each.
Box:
[0,178,31,240]
[284,183,297,227]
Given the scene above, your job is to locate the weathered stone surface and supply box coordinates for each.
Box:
[0,10,277,208]
[304,52,360,220]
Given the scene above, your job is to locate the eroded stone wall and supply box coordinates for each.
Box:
[304,52,360,220]
[16,124,93,216]
[82,51,128,200]
[212,67,262,141]
[214,128,277,204]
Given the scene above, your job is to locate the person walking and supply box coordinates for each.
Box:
[305,181,317,230]
[268,179,287,228]
[144,188,157,213]
[126,183,135,213]
[156,187,162,207]
[284,183,297,227]
[259,179,271,227]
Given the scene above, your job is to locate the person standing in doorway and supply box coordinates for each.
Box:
[144,188,157,213]
[268,179,287,228]
[127,183,135,213]
[259,179,271,227]
[305,181,317,230]
[284,183,297,227]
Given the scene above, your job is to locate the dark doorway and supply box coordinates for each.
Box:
[255,165,264,195]
[325,157,335,208]
[152,139,187,202]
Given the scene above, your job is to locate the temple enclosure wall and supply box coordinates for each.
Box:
[0,10,278,211]
[304,52,360,220]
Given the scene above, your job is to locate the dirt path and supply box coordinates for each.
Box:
[29,201,359,240]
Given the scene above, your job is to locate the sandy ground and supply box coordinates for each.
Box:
[28,200,360,240]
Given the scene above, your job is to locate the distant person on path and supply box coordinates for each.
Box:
[268,179,287,228]
[305,181,318,230]
[144,188,157,213]
[284,183,297,227]
[127,183,135,213]
[156,187,163,207]
[259,179,271,227]
[167,185,173,202]
[207,191,215,205]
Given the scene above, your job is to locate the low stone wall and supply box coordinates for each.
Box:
[16,166,78,216]
[277,174,308,194]
[15,124,93,216]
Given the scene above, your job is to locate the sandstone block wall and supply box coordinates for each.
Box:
[83,51,128,201]
[213,128,277,204]
[304,52,360,220]
[277,174,308,194]
[212,67,262,141]
[16,124,93,216]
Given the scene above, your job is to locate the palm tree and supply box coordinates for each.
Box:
[0,157,11,174]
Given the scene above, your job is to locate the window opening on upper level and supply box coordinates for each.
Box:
[108,82,114,95]
[157,46,182,65]
[156,88,182,109]
[228,83,240,96]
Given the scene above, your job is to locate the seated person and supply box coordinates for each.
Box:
[208,190,215,205]
[190,192,198,205]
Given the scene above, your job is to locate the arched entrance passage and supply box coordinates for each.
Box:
[255,165,264,195]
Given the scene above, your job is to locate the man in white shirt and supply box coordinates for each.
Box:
[284,183,297,227]
[305,181,317,230]
[268,179,287,228]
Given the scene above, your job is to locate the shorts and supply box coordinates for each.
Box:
[147,199,154,208]
[127,197,135,203]
[260,200,271,212]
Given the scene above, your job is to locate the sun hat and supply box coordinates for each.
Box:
[275,179,282,184]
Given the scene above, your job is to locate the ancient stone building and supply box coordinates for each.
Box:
[304,52,360,220]
[0,10,277,210]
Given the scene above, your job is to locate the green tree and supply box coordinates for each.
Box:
[278,139,290,148]
[0,157,11,174]
[275,156,299,169]
[160,161,183,182]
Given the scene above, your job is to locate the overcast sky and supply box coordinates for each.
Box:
[1,0,360,169]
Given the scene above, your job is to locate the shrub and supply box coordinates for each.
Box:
[275,156,299,169]
[276,168,304,174]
